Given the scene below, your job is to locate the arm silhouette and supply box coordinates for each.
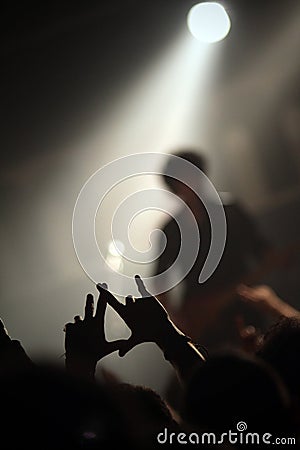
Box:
[237,284,300,319]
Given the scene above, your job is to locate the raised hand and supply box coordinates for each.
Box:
[237,284,279,306]
[64,284,127,379]
[97,276,205,382]
[96,276,175,357]
[236,284,300,319]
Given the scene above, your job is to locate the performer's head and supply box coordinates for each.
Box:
[162,149,208,210]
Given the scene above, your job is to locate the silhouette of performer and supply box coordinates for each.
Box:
[153,150,273,349]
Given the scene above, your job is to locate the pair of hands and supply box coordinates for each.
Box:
[64,275,173,368]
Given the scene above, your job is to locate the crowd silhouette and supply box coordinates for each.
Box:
[1,271,300,448]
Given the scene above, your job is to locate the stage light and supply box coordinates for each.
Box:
[187,2,231,43]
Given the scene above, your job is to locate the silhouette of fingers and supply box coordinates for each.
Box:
[125,295,134,306]
[63,322,73,332]
[95,284,108,322]
[97,284,124,316]
[74,315,82,323]
[134,274,150,297]
[84,293,94,321]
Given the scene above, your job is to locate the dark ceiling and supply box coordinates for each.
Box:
[1,0,299,166]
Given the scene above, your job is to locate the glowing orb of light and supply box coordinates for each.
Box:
[187,2,231,43]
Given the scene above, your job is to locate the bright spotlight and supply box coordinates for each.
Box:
[187,2,231,43]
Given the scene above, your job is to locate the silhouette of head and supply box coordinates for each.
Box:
[109,382,179,448]
[183,350,290,433]
[257,317,300,403]
[162,150,207,191]
[162,150,208,210]
[0,363,132,449]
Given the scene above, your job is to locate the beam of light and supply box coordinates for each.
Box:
[70,29,221,290]
[73,29,220,166]
[187,2,231,43]
[38,20,225,390]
